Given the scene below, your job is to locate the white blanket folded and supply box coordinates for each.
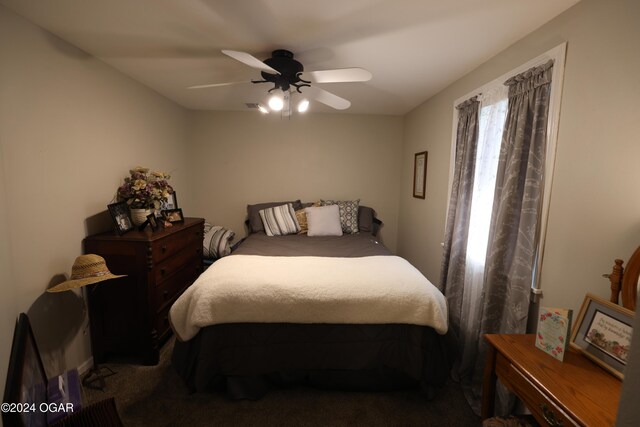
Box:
[169,255,448,341]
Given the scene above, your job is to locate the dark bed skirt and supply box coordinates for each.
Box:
[172,323,452,399]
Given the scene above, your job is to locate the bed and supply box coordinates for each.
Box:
[170,201,451,399]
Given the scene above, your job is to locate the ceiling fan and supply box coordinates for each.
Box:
[188,49,372,113]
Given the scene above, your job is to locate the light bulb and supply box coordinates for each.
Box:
[297,99,309,113]
[268,94,284,111]
[257,104,269,114]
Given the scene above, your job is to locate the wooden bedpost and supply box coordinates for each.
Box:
[605,259,624,304]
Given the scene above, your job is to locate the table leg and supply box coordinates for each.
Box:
[481,343,497,420]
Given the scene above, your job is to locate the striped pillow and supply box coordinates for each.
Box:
[259,203,300,236]
[203,223,235,259]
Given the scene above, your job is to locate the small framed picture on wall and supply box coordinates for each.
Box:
[413,151,427,199]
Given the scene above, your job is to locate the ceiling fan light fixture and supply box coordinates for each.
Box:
[297,99,310,113]
[268,93,284,111]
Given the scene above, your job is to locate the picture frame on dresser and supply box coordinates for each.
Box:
[161,191,178,210]
[146,213,159,231]
[162,208,184,224]
[107,201,134,235]
[570,293,634,379]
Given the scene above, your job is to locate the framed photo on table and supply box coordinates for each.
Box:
[413,151,427,199]
[107,202,134,235]
[570,293,634,379]
[157,192,178,218]
[162,192,178,210]
[161,208,184,224]
[146,213,159,231]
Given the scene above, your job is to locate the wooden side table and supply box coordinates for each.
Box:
[482,334,621,426]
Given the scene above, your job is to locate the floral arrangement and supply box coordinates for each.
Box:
[117,166,174,209]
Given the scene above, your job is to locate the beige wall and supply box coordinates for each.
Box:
[0,5,189,387]
[187,111,404,251]
[397,0,640,312]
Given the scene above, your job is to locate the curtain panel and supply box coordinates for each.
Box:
[439,97,480,338]
[472,59,555,414]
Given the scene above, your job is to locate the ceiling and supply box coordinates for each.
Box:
[1,0,580,115]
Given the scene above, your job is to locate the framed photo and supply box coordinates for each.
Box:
[147,213,159,231]
[107,202,134,235]
[413,151,427,199]
[570,293,634,379]
[161,191,178,211]
[161,208,184,224]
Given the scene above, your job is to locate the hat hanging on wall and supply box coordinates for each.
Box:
[47,254,126,293]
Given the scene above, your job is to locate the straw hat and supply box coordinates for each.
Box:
[47,254,126,293]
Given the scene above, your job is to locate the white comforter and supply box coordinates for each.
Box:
[169,255,448,341]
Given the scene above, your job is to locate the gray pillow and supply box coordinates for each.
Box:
[358,206,375,233]
[247,200,302,233]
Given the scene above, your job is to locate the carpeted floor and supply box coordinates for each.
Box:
[83,338,481,426]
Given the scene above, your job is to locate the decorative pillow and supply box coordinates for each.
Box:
[203,223,235,259]
[294,209,308,234]
[247,200,302,233]
[305,205,343,237]
[259,203,300,236]
[320,199,360,234]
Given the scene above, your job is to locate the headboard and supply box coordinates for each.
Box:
[606,246,640,311]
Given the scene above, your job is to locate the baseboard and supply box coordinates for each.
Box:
[77,357,94,375]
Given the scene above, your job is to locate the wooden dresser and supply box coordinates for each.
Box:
[482,334,621,426]
[84,217,204,365]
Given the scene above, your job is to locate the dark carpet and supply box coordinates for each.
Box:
[83,338,480,426]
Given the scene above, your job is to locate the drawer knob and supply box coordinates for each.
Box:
[163,290,169,300]
[160,268,166,276]
[539,404,563,427]
[161,245,168,253]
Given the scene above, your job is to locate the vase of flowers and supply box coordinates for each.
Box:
[117,166,174,226]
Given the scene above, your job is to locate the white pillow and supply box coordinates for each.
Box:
[305,205,343,237]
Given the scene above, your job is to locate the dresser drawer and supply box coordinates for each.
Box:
[154,258,202,313]
[151,225,203,264]
[496,352,577,427]
[154,243,202,284]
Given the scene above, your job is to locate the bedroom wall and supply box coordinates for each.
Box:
[397,0,640,313]
[0,5,189,388]
[186,111,404,251]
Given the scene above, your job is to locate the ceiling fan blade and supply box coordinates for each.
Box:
[305,86,351,110]
[221,50,280,74]
[187,81,249,89]
[303,68,372,84]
